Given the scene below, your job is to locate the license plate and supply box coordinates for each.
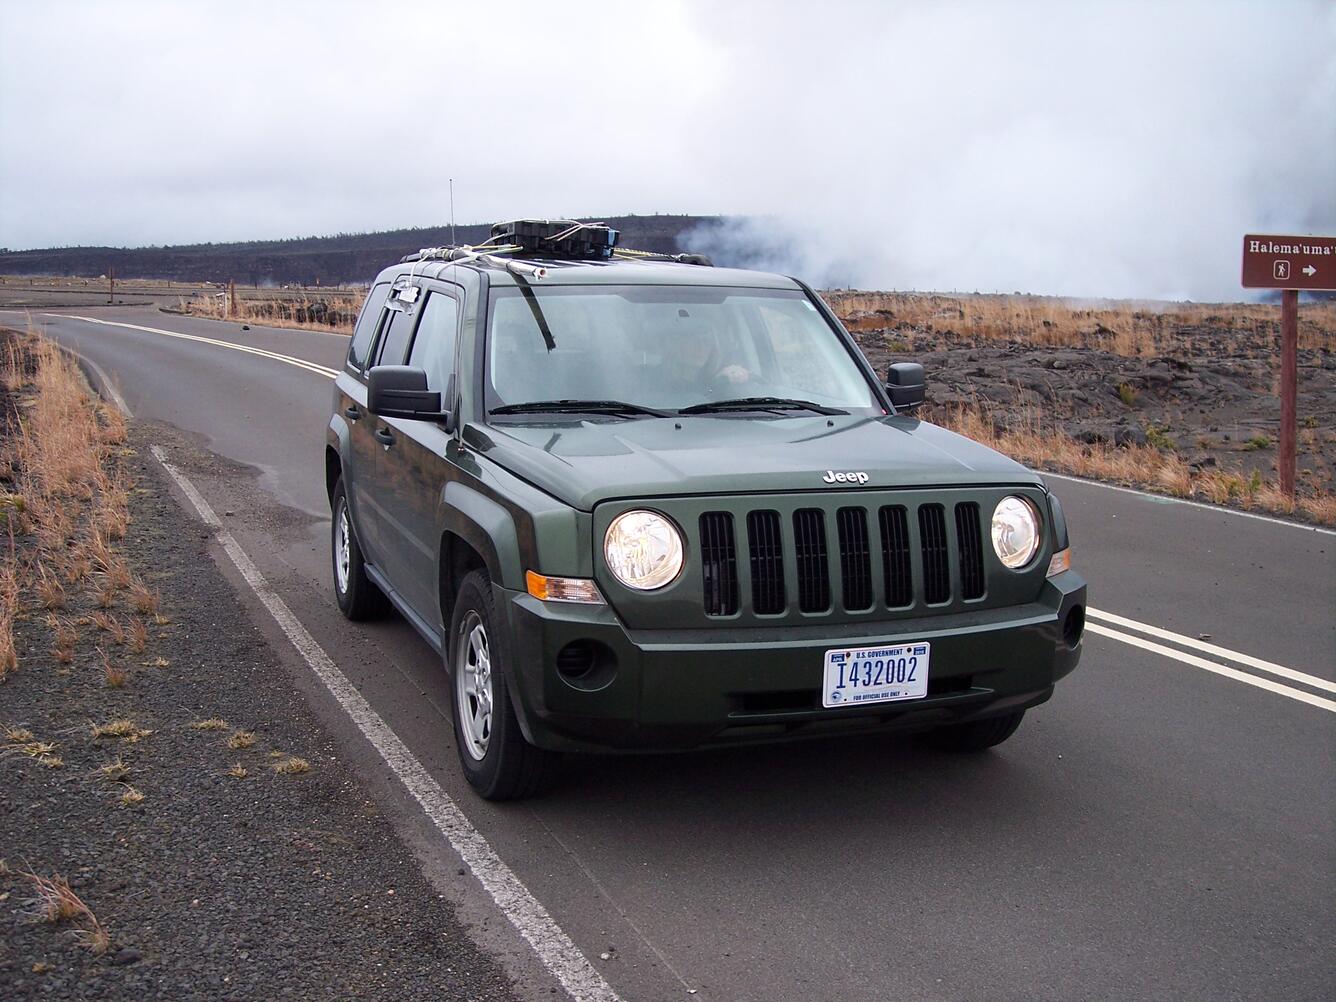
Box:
[822,642,930,708]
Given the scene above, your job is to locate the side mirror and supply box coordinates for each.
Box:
[885,362,926,412]
[367,365,442,420]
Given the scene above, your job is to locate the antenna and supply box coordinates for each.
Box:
[449,179,456,246]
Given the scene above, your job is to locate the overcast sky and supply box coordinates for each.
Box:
[1,0,1332,300]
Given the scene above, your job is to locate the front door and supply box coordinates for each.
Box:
[375,288,462,632]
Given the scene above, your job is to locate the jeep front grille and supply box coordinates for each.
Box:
[699,499,989,617]
[793,509,830,613]
[878,504,913,607]
[955,502,986,600]
[836,507,873,612]
[699,512,739,616]
[919,503,950,604]
[746,510,786,615]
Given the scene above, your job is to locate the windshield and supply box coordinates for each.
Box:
[484,285,882,417]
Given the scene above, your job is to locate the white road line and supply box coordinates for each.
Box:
[48,314,339,379]
[1086,622,1336,712]
[1087,608,1336,694]
[1042,471,1336,535]
[149,445,622,1002]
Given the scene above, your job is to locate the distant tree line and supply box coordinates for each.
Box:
[0,215,724,286]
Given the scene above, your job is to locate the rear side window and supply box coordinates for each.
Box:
[376,309,413,366]
[408,292,459,391]
[348,283,390,370]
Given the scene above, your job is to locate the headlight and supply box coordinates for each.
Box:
[604,510,684,590]
[991,496,1041,569]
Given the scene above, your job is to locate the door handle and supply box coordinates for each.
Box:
[374,427,395,447]
[344,405,361,421]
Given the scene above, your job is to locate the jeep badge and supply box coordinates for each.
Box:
[822,470,869,485]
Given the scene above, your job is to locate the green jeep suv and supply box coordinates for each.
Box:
[325,221,1086,800]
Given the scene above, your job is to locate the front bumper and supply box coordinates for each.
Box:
[496,572,1086,753]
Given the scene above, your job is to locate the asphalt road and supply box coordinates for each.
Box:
[8,305,1333,1002]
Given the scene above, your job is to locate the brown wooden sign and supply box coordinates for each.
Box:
[1241,234,1336,291]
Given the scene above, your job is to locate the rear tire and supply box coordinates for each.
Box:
[448,569,554,800]
[331,477,387,621]
[921,709,1025,752]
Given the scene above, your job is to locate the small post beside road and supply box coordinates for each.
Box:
[1279,289,1297,497]
[1241,233,1336,500]
[108,266,115,305]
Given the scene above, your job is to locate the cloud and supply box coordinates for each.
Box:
[679,1,1336,300]
[1,0,1332,300]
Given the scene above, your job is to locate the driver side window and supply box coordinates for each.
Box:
[408,292,460,391]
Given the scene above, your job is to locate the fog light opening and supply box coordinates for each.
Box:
[555,640,618,692]
[1063,606,1085,649]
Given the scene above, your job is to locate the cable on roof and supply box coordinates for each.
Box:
[399,219,712,275]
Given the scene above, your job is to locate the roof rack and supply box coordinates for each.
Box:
[399,218,712,278]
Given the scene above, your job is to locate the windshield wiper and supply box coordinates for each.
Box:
[678,396,847,416]
[490,399,671,418]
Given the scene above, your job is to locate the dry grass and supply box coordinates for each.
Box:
[938,402,1336,524]
[4,732,65,768]
[181,290,364,335]
[93,757,130,782]
[48,614,77,650]
[117,784,145,807]
[35,563,65,610]
[128,581,159,616]
[226,763,249,779]
[127,618,148,653]
[0,330,144,682]
[101,649,128,688]
[189,718,228,731]
[15,868,111,954]
[272,755,310,775]
[226,729,256,750]
[825,291,1336,356]
[0,541,18,679]
[61,554,91,586]
[90,718,151,742]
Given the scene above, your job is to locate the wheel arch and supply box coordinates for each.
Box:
[325,444,342,506]
[436,481,524,628]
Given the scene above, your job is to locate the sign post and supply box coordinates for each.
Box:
[1241,234,1336,499]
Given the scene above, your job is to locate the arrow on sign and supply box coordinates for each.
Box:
[1302,265,1317,277]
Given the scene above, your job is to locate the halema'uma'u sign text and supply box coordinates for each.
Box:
[1241,234,1336,291]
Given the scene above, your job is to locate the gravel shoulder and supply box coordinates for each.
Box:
[0,416,521,1000]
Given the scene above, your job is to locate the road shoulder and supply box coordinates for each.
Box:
[1,402,522,999]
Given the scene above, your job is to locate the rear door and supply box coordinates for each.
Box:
[354,283,420,568]
[339,281,392,562]
[375,287,462,632]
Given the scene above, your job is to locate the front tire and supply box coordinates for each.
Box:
[448,569,554,800]
[921,709,1025,752]
[331,477,387,621]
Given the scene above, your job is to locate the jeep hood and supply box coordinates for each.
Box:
[469,415,1043,511]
